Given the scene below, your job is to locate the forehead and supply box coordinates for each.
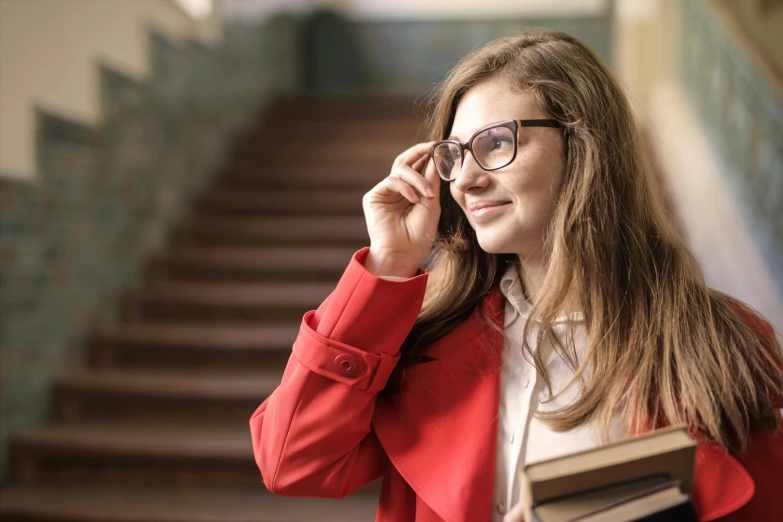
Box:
[450,77,546,140]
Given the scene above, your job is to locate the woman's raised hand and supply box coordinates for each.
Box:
[362,142,441,278]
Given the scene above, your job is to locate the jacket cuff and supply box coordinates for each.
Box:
[293,314,402,394]
[308,247,428,355]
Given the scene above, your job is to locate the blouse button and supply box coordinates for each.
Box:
[334,354,359,377]
[496,502,506,514]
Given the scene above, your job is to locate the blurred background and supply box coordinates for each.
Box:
[0,0,780,519]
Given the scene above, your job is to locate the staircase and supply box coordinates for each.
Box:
[0,97,423,521]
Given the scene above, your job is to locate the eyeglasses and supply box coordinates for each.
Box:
[430,119,564,182]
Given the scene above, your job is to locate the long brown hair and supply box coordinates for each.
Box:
[388,30,783,453]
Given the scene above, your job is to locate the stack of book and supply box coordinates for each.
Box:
[521,425,699,522]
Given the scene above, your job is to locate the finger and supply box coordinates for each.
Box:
[422,157,441,197]
[383,176,420,204]
[411,154,427,173]
[395,142,435,168]
[503,501,526,522]
[393,164,435,198]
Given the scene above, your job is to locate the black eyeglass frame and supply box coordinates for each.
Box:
[430,119,564,181]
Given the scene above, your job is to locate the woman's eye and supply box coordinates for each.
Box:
[492,137,512,149]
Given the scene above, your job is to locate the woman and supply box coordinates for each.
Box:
[250,31,783,521]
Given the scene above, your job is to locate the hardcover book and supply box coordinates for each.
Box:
[521,425,699,522]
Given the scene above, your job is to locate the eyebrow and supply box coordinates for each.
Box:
[446,121,514,142]
[446,126,504,142]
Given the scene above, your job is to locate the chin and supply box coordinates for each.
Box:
[474,231,516,255]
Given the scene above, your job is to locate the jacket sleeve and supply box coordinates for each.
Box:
[249,247,428,498]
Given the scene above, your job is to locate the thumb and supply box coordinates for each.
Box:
[503,501,526,522]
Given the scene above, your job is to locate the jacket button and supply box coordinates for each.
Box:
[334,354,359,377]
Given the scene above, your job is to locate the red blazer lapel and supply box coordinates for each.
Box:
[373,288,505,522]
[690,408,783,521]
[691,440,754,521]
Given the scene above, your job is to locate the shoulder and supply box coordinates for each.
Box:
[724,297,778,347]
[723,297,783,408]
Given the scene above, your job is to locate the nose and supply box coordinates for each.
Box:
[451,150,490,193]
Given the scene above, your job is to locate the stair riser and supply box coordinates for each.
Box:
[233,145,409,165]
[229,156,390,169]
[219,170,381,190]
[247,117,418,132]
[234,140,413,162]
[2,514,141,522]
[238,141,403,156]
[89,343,292,372]
[120,299,313,324]
[145,263,344,284]
[10,450,382,494]
[1,514,193,522]
[191,201,364,218]
[170,230,367,249]
[52,390,265,426]
[171,218,369,247]
[192,206,364,218]
[11,450,262,488]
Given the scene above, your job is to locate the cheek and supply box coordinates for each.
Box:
[517,145,566,194]
[449,184,465,209]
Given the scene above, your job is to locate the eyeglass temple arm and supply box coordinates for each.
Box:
[517,119,563,128]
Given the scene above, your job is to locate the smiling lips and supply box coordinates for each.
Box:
[468,201,511,222]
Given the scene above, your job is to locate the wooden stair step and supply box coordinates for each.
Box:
[229,157,391,170]
[10,423,259,486]
[10,423,382,493]
[264,97,419,120]
[13,424,251,460]
[120,281,332,323]
[51,368,279,425]
[54,368,278,400]
[220,165,385,189]
[145,246,355,283]
[236,124,418,152]
[236,147,402,168]
[172,216,368,247]
[246,141,406,158]
[89,322,298,370]
[193,188,366,216]
[127,281,332,305]
[0,484,379,522]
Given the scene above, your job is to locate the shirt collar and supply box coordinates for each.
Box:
[498,263,584,325]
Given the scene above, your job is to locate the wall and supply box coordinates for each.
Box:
[0,0,220,180]
[219,0,607,21]
[0,12,296,480]
[218,0,614,96]
[282,8,614,95]
[714,0,783,83]
[615,0,783,328]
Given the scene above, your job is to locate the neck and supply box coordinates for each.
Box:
[516,253,547,305]
[515,251,580,316]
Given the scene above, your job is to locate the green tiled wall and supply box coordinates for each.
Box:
[682,0,783,294]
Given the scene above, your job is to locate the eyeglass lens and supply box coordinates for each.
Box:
[432,125,515,180]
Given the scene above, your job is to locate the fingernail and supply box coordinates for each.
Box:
[427,187,435,198]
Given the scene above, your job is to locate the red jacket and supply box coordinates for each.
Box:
[250,248,783,521]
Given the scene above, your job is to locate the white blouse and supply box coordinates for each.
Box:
[492,264,624,520]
